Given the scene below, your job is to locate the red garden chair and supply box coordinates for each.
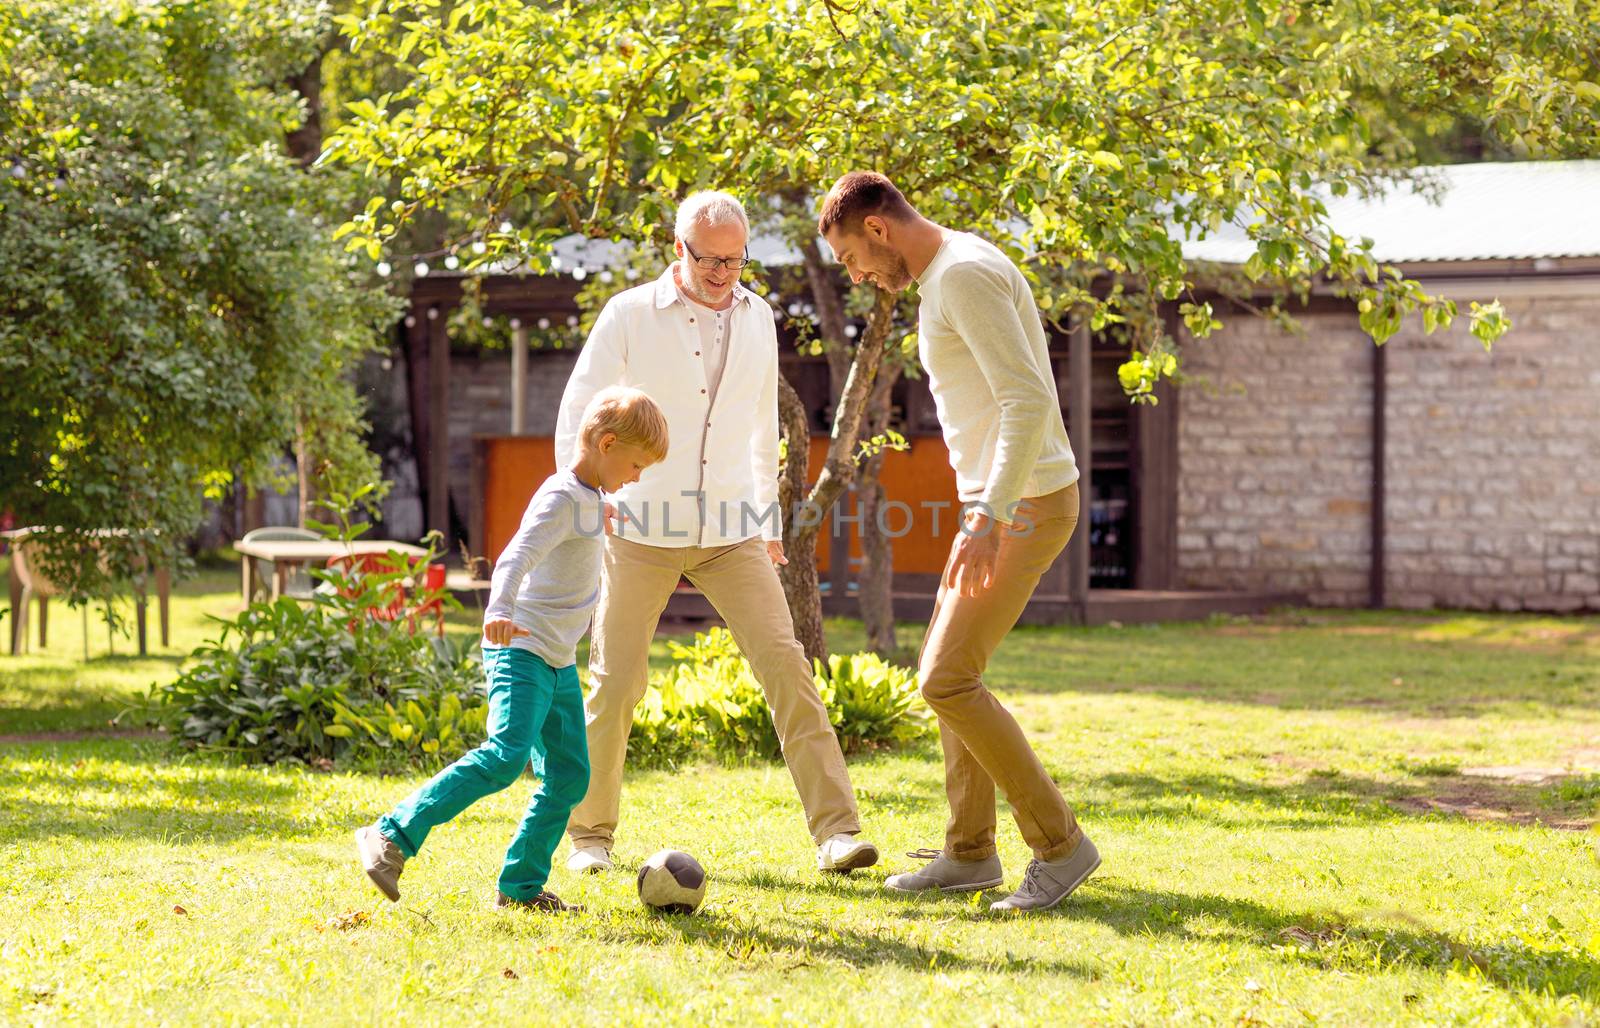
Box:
[325,553,447,635]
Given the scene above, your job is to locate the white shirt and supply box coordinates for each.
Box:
[916,232,1079,521]
[674,277,732,399]
[555,264,783,548]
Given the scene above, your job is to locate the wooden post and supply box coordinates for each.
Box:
[510,320,529,435]
[7,562,22,655]
[135,586,148,656]
[1370,340,1387,608]
[427,305,451,544]
[1065,321,1092,622]
[157,567,170,647]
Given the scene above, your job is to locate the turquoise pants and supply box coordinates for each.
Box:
[378,646,590,900]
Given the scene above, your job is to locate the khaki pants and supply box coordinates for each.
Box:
[919,482,1083,862]
[567,535,861,850]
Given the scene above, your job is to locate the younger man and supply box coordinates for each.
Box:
[356,386,668,912]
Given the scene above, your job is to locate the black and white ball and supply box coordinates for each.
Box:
[636,849,706,914]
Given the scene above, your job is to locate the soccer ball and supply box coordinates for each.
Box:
[636,849,706,914]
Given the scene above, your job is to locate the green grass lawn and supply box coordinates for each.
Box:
[3,561,1599,1024]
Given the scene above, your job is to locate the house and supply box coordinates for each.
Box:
[402,160,1600,620]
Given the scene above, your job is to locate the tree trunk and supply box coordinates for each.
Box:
[284,54,324,168]
[779,287,897,661]
[294,416,314,529]
[777,374,826,662]
[801,238,853,404]
[287,53,324,525]
[857,362,904,656]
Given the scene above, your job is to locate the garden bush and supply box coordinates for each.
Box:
[151,549,485,769]
[627,628,932,768]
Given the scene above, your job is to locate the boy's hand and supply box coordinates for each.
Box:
[603,502,618,536]
[483,618,531,645]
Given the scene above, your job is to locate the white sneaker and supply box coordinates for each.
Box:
[817,833,880,874]
[566,845,612,874]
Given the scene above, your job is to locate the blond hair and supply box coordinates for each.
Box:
[579,386,669,462]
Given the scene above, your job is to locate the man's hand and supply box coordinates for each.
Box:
[483,618,532,646]
[945,510,1002,597]
[766,540,789,567]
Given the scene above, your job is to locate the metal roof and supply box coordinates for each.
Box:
[1179,160,1600,265]
[472,160,1598,279]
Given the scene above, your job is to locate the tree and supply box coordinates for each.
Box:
[327,0,1597,656]
[0,0,396,601]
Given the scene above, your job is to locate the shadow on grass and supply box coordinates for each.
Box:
[1080,768,1593,832]
[0,758,323,844]
[867,879,1599,1002]
[574,905,1097,978]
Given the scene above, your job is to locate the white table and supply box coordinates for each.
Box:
[233,539,429,604]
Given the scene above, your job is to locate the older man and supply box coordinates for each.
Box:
[555,191,879,876]
[818,171,1099,913]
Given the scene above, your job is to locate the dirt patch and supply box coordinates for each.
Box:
[0,728,161,745]
[1388,772,1594,831]
[1267,752,1325,771]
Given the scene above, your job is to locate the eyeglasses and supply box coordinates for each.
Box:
[683,239,751,271]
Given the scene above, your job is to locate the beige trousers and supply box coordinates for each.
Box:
[566,535,861,850]
[919,482,1084,862]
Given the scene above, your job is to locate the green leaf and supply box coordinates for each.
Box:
[1089,150,1123,172]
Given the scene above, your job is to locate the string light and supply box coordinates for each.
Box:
[444,254,460,270]
[572,266,587,281]
[472,240,487,254]
[599,270,614,283]
[376,261,392,277]
[537,318,550,330]
[414,261,429,277]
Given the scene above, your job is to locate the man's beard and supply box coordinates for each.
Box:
[868,241,913,292]
[679,263,729,305]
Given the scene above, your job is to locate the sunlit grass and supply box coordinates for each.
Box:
[3,566,1598,1023]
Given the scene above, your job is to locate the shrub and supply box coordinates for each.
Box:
[151,542,485,770]
[626,628,932,768]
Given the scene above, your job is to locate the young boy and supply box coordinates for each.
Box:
[356,386,669,912]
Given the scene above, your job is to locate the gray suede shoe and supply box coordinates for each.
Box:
[884,848,1003,893]
[990,835,1100,913]
[355,824,405,902]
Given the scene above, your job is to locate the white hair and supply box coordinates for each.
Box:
[674,190,749,242]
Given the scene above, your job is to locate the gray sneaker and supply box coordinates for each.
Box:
[884,848,1004,893]
[990,835,1100,913]
[356,824,405,902]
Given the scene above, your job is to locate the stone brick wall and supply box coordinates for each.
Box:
[1175,285,1600,612]
[1175,309,1375,605]
[1383,293,1600,611]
